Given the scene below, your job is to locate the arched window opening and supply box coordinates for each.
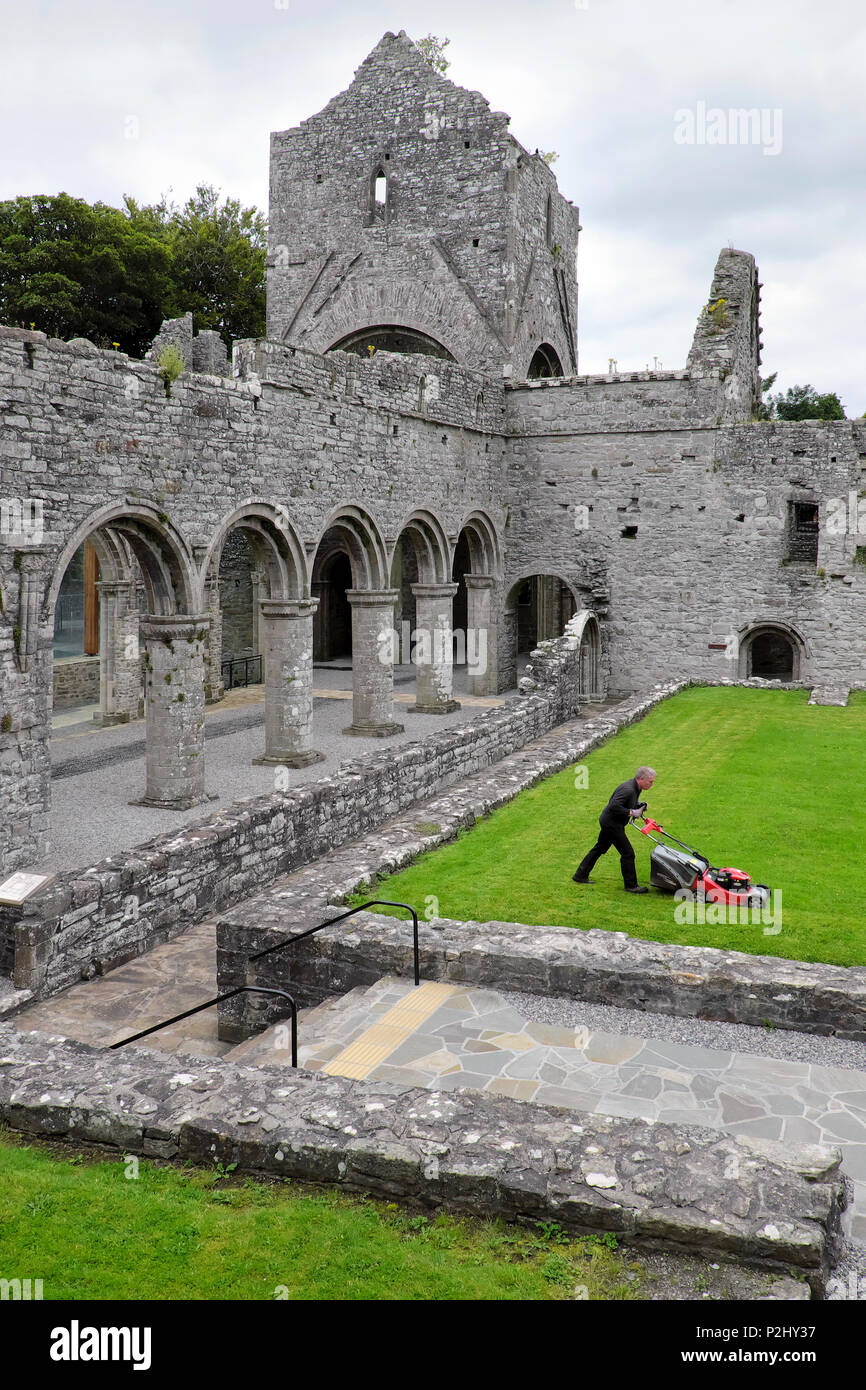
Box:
[328,326,455,362]
[370,165,390,224]
[527,343,564,379]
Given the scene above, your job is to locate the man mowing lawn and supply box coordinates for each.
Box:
[573,766,657,893]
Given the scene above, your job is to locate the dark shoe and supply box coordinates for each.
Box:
[572,874,594,884]
[625,885,648,894]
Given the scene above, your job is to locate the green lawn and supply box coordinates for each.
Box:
[360,687,864,968]
[0,1135,640,1301]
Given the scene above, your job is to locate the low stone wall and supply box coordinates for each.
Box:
[7,652,589,999]
[0,1021,844,1286]
[221,907,866,1044]
[52,655,100,710]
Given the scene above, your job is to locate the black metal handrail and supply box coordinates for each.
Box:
[221,654,262,689]
[107,901,419,1068]
[250,899,420,987]
[109,985,299,1066]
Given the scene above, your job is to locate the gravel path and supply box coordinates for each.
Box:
[503,987,866,1071]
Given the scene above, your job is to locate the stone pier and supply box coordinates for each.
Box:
[464,574,497,697]
[408,582,460,713]
[134,614,213,810]
[94,580,141,725]
[342,589,404,737]
[252,598,324,768]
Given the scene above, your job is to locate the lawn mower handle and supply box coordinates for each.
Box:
[632,812,701,856]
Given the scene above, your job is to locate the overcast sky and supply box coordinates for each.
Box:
[3,0,864,413]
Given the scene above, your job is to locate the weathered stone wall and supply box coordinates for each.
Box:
[0,1020,844,1286]
[506,373,866,695]
[7,683,579,1000]
[52,654,99,708]
[0,326,505,872]
[224,905,866,1044]
[267,30,579,379]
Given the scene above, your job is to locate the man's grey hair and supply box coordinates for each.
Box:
[635,766,656,780]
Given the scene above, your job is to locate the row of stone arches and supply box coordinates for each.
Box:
[46,500,512,811]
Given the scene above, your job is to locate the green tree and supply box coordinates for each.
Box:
[766,383,846,421]
[415,34,450,74]
[0,184,267,356]
[0,192,169,355]
[126,184,266,348]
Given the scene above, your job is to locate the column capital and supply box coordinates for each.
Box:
[345,588,400,608]
[259,597,319,620]
[140,613,210,644]
[411,582,459,600]
[464,574,495,590]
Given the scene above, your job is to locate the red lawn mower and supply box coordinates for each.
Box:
[631,813,772,909]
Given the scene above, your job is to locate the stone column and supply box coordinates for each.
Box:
[343,589,404,737]
[94,580,140,725]
[203,573,224,704]
[16,548,47,674]
[251,568,266,670]
[133,614,214,810]
[252,598,325,768]
[408,582,460,714]
[311,579,329,661]
[464,575,497,696]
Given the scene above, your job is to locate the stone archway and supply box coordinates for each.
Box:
[527,343,564,379]
[504,570,580,692]
[568,609,604,703]
[451,510,502,696]
[311,505,402,738]
[46,504,206,809]
[738,623,804,683]
[391,510,457,714]
[203,503,319,768]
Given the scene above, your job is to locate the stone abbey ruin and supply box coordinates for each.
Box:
[1,31,864,1291]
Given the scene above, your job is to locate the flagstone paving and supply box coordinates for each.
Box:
[230,974,866,1240]
[13,930,866,1240]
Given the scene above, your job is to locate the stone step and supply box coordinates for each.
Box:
[225,978,402,1068]
[226,972,866,1241]
[0,977,32,1017]
[808,686,850,706]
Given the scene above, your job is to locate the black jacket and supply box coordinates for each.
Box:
[599,778,644,829]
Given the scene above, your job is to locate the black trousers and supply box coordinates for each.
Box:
[576,819,638,889]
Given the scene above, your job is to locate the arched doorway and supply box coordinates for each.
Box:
[740,625,800,682]
[312,547,353,663]
[451,512,502,696]
[570,610,604,703]
[202,503,316,767]
[47,506,204,809]
[391,510,456,714]
[310,506,401,737]
[506,573,578,666]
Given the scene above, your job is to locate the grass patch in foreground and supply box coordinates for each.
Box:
[0,1134,641,1301]
[358,687,864,968]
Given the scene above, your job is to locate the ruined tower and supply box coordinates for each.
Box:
[267,30,580,378]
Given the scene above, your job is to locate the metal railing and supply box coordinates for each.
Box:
[109,986,299,1066]
[249,899,420,986]
[107,899,420,1067]
[221,654,262,689]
